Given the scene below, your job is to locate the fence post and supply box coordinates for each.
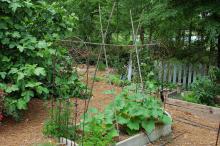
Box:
[168,63,173,83]
[188,64,192,87]
[178,64,182,85]
[163,63,168,82]
[173,64,177,84]
[183,65,187,88]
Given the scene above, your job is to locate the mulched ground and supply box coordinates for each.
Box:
[0,68,219,146]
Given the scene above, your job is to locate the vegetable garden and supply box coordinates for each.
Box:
[0,0,220,146]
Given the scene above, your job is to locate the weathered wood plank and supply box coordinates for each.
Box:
[166,98,220,121]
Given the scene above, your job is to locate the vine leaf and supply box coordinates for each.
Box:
[141,120,155,133]
[161,115,172,124]
[127,120,139,130]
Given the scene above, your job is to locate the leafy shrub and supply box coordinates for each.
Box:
[191,77,217,106]
[0,0,88,120]
[209,66,220,82]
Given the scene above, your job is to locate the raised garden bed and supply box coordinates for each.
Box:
[59,112,172,146]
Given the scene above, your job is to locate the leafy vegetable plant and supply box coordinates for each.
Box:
[105,85,172,135]
[78,108,118,146]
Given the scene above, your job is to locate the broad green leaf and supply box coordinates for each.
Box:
[17,99,27,110]
[108,129,119,137]
[8,68,18,74]
[34,67,46,76]
[0,72,6,79]
[161,115,172,124]
[127,121,139,130]
[25,81,42,88]
[12,31,20,38]
[17,72,25,81]
[36,86,49,94]
[21,90,34,102]
[18,45,24,52]
[117,116,129,124]
[141,120,155,133]
[5,85,19,93]
[114,97,125,110]
[36,40,48,48]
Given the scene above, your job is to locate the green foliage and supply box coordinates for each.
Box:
[209,66,220,83]
[0,64,49,120]
[105,84,172,135]
[78,108,118,146]
[0,0,89,120]
[190,77,217,106]
[54,72,89,99]
[182,91,199,104]
[43,100,75,139]
[108,74,130,87]
[93,76,103,82]
[98,62,106,71]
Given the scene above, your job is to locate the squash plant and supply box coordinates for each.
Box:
[104,84,172,135]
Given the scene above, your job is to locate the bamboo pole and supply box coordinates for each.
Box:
[130,10,144,90]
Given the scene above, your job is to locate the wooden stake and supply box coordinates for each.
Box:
[130,10,144,90]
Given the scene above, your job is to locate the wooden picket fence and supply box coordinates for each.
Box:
[155,61,210,89]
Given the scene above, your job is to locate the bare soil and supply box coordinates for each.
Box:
[0,68,219,146]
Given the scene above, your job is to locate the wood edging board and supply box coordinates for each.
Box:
[60,124,172,146]
[166,98,220,121]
